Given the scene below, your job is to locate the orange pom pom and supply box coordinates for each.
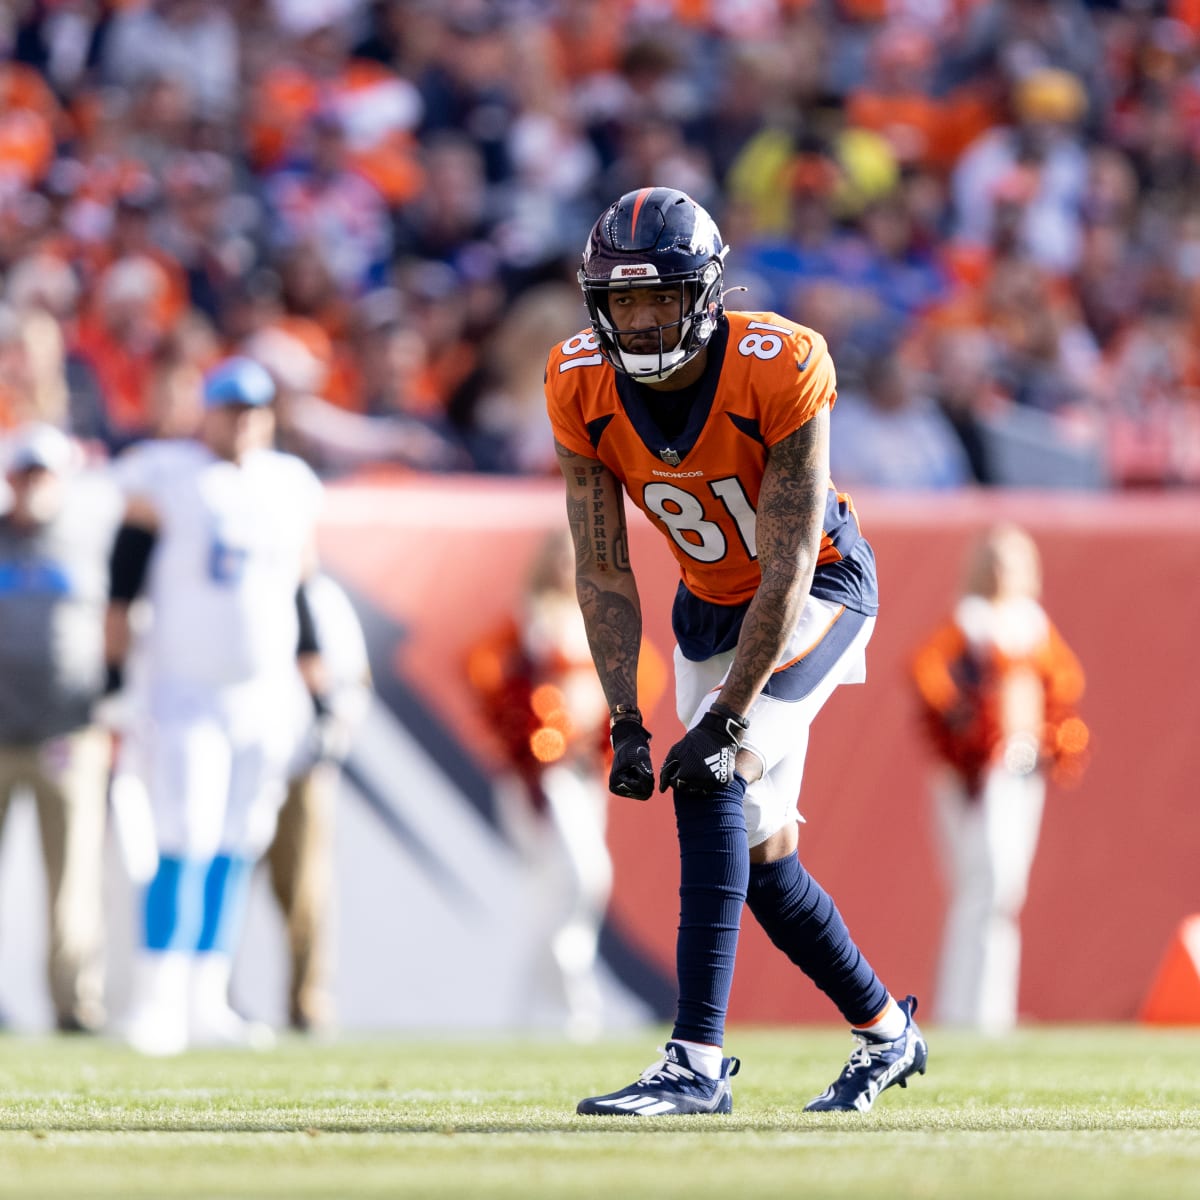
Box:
[1056,716,1089,756]
[530,684,565,720]
[530,726,567,763]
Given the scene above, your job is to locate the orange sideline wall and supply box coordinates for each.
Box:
[320,476,1200,1024]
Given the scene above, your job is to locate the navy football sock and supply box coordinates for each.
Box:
[746,851,888,1026]
[670,777,749,1047]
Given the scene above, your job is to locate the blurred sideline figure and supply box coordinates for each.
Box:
[104,357,325,1054]
[266,571,371,1035]
[911,524,1088,1034]
[0,423,118,1032]
[468,530,658,1041]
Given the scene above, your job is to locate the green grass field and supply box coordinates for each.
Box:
[1,1026,1198,1200]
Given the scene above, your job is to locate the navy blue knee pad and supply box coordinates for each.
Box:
[746,851,888,1026]
[670,777,749,1046]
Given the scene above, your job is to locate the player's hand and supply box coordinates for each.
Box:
[609,718,655,801]
[659,706,749,795]
[91,664,133,733]
[311,714,353,764]
[309,692,354,764]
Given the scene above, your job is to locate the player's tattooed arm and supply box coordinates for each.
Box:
[718,410,829,716]
[555,438,643,710]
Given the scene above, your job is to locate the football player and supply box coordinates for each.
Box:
[105,356,324,1054]
[546,187,927,1115]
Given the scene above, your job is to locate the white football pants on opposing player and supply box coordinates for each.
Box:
[146,675,306,859]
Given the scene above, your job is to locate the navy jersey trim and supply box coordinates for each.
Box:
[672,535,878,661]
[585,413,615,451]
[672,583,750,661]
[822,488,866,561]
[811,538,879,617]
[761,606,870,701]
[613,320,730,465]
[727,412,764,444]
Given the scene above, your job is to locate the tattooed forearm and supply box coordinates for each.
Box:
[566,492,589,561]
[555,440,643,709]
[576,576,642,706]
[719,415,828,714]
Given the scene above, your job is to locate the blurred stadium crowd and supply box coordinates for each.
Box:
[2,0,1200,486]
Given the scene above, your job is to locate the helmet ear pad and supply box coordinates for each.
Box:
[692,264,724,344]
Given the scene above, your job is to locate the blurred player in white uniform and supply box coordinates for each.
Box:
[104,357,324,1054]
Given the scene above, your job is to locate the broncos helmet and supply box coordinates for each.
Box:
[579,187,728,383]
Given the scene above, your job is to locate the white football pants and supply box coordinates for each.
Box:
[673,595,875,850]
[932,763,1046,1034]
[143,676,308,860]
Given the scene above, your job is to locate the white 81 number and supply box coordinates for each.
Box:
[736,320,790,360]
[558,331,602,372]
[643,476,757,564]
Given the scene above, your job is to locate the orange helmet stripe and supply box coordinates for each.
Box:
[629,187,654,239]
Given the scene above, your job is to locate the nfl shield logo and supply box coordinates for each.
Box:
[660,448,681,466]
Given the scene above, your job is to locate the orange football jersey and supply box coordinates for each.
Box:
[546,310,877,656]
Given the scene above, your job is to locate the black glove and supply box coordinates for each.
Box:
[659,705,750,795]
[609,718,655,801]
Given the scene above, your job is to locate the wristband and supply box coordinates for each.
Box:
[709,701,750,731]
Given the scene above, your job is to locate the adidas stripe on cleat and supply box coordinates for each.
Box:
[804,994,928,1113]
[576,1041,740,1116]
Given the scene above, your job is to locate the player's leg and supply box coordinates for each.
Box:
[739,602,890,1024]
[577,649,744,1116]
[542,765,612,1042]
[29,729,109,1033]
[931,768,989,1027]
[736,599,926,1112]
[266,763,337,1033]
[192,697,293,1048]
[976,765,1045,1034]
[0,757,24,1030]
[125,702,231,1055]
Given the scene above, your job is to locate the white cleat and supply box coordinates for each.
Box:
[122,1008,189,1057]
[189,1005,276,1051]
[122,951,190,1055]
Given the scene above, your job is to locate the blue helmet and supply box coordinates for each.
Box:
[579,187,728,382]
[202,357,276,410]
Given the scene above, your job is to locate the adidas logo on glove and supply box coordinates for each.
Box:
[704,748,733,783]
[658,704,748,795]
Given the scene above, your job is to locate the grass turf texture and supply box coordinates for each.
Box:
[0,1026,1198,1199]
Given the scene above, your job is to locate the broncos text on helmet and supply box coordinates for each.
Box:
[579,187,728,383]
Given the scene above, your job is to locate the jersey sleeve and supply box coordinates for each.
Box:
[288,454,326,532]
[759,327,838,447]
[108,441,181,507]
[544,337,600,458]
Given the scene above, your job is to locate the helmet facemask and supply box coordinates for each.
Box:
[580,259,725,383]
